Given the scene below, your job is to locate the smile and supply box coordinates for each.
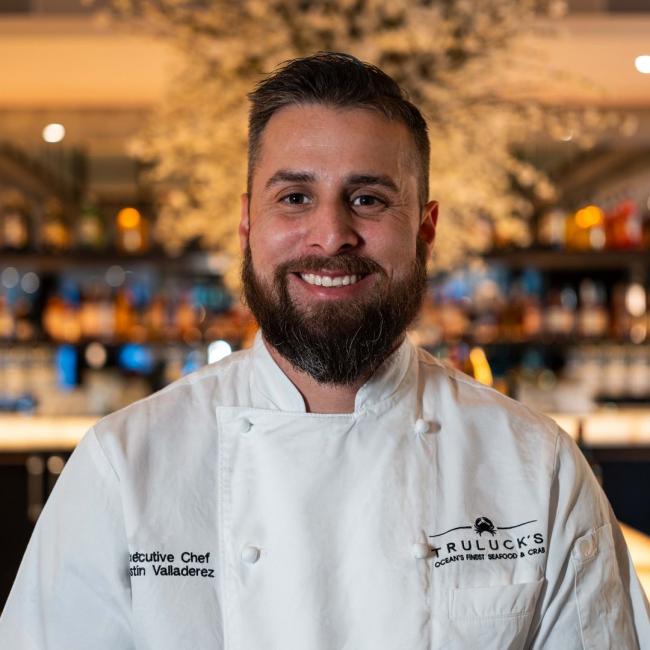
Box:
[298,273,367,287]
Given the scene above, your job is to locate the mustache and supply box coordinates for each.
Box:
[273,254,386,283]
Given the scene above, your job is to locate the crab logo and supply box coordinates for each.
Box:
[474,517,497,537]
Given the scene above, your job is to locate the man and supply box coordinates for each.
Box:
[1,53,648,649]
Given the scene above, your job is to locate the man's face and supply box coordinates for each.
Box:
[240,104,438,385]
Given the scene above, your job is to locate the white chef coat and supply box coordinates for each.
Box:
[1,332,649,650]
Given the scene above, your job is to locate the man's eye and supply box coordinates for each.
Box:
[352,195,385,207]
[281,193,310,205]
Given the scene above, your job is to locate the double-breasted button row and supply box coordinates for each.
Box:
[237,417,433,437]
[240,543,432,564]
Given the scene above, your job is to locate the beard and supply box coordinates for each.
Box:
[241,237,429,386]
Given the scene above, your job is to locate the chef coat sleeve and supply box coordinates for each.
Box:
[527,426,650,650]
[0,427,135,649]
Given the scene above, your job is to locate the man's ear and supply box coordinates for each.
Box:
[239,193,250,255]
[420,200,438,260]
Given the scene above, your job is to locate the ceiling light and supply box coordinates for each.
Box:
[635,55,650,74]
[208,340,232,364]
[42,123,66,143]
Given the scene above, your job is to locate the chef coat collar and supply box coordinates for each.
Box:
[249,330,415,413]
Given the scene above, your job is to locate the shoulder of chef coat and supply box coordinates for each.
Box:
[92,345,255,478]
[415,345,559,447]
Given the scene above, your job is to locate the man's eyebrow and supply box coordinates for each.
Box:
[345,173,400,194]
[264,170,317,191]
[263,170,401,194]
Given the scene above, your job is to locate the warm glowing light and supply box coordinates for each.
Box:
[183,328,202,346]
[85,342,108,369]
[635,55,650,74]
[117,207,141,229]
[208,340,232,364]
[575,205,603,229]
[626,283,646,318]
[630,323,647,345]
[42,123,65,143]
[589,227,606,250]
[537,369,557,391]
[47,456,65,475]
[469,347,493,387]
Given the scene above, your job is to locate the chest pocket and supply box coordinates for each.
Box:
[444,579,544,650]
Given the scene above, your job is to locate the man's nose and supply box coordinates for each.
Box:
[305,201,359,255]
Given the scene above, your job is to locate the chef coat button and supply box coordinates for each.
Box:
[414,419,429,435]
[240,546,260,564]
[579,539,594,559]
[234,417,252,435]
[412,543,430,559]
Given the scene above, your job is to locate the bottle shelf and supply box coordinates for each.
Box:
[0,250,229,276]
[485,248,650,271]
[419,337,650,350]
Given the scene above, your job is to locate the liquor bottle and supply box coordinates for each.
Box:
[605,199,642,250]
[622,200,643,250]
[500,281,525,342]
[114,288,135,341]
[1,189,31,251]
[79,282,103,340]
[626,281,647,345]
[522,291,542,340]
[611,282,632,340]
[520,270,543,340]
[537,208,566,249]
[564,210,587,251]
[0,295,15,339]
[40,197,71,253]
[144,293,167,341]
[578,279,609,339]
[544,288,576,340]
[641,200,650,249]
[116,207,150,255]
[76,194,106,251]
[565,206,604,251]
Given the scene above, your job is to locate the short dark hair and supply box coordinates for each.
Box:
[246,52,430,209]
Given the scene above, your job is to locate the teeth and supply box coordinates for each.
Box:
[299,273,364,287]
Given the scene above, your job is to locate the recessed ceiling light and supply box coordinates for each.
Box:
[42,123,66,143]
[635,55,650,74]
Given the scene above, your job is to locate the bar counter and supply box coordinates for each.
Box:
[1,410,649,597]
[3,408,650,451]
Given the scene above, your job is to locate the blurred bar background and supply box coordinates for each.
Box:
[1,0,650,607]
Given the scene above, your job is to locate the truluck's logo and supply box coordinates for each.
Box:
[429,517,537,539]
[427,517,546,569]
[474,517,497,536]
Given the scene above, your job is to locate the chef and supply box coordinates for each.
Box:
[1,52,649,650]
